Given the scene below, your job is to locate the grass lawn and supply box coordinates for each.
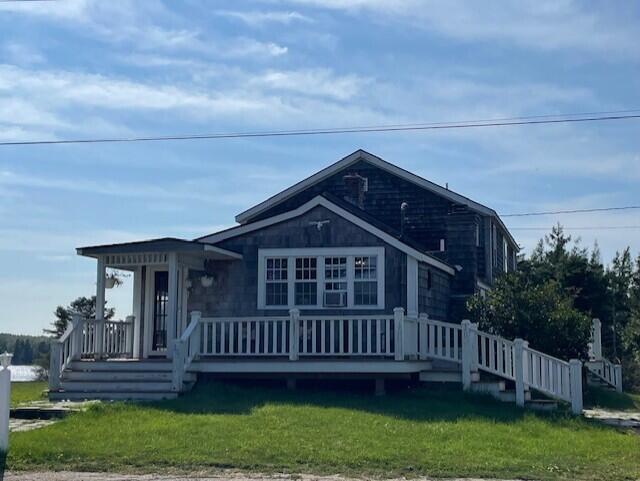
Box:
[584,386,640,411]
[6,381,640,481]
[10,381,47,407]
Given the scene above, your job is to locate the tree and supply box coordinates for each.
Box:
[45,296,115,338]
[467,271,591,360]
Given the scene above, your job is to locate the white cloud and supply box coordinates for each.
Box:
[284,0,640,59]
[216,10,313,26]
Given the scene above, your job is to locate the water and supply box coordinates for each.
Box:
[8,365,40,382]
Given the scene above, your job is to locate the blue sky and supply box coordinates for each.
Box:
[0,0,639,335]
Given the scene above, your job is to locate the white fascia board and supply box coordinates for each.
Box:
[234,149,518,247]
[203,244,243,259]
[200,195,455,275]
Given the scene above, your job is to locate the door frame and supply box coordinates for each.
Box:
[143,265,170,358]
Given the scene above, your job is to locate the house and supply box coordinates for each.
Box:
[48,149,590,413]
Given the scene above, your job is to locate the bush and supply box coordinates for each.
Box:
[467,271,591,360]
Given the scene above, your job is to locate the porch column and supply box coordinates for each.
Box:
[95,256,106,359]
[132,267,142,359]
[166,252,178,359]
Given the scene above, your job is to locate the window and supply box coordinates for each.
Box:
[503,240,508,273]
[492,224,497,267]
[265,257,288,306]
[324,257,347,306]
[295,257,317,305]
[439,238,446,252]
[475,222,480,247]
[354,256,378,305]
[258,248,384,309]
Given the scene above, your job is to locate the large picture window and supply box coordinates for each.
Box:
[258,247,385,309]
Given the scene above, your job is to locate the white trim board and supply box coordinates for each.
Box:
[234,149,518,248]
[198,195,455,275]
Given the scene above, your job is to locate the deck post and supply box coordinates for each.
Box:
[461,320,472,390]
[514,338,526,407]
[374,378,385,396]
[614,364,623,393]
[49,342,61,391]
[589,318,602,361]
[125,316,135,358]
[570,359,583,414]
[172,340,186,392]
[393,307,405,361]
[0,352,12,452]
[94,256,106,359]
[418,313,429,360]
[289,309,300,361]
[70,313,83,360]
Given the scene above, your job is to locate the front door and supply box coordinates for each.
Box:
[147,269,169,356]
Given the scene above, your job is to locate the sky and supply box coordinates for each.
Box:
[0,0,639,335]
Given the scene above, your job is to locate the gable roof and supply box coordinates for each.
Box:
[198,194,456,275]
[235,149,517,248]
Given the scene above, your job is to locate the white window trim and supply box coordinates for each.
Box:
[257,247,385,310]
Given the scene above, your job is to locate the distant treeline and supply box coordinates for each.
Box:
[0,333,50,366]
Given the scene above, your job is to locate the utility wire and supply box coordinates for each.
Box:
[509,225,640,231]
[501,206,640,217]
[1,111,639,146]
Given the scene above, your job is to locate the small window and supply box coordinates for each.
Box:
[427,269,432,290]
[475,223,480,247]
[492,224,497,267]
[265,258,288,306]
[439,238,446,251]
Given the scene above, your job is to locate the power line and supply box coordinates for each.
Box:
[1,111,639,146]
[501,206,640,217]
[509,226,640,231]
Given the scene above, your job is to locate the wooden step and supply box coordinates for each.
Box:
[70,360,172,372]
[58,380,174,392]
[49,390,178,402]
[470,380,506,394]
[493,390,531,403]
[525,399,559,411]
[419,370,479,383]
[62,370,196,382]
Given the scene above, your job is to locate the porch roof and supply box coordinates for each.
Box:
[76,237,242,260]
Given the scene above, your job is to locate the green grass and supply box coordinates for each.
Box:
[10,381,47,407]
[6,381,640,480]
[584,386,640,411]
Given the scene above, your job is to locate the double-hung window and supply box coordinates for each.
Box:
[258,247,384,309]
[265,258,288,306]
[354,256,378,306]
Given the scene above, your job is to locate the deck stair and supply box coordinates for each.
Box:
[49,360,195,402]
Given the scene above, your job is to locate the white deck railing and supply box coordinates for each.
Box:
[523,345,573,403]
[198,316,291,356]
[49,314,135,391]
[418,317,463,363]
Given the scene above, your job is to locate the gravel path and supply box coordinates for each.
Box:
[2,472,525,481]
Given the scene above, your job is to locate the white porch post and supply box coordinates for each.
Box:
[393,307,405,361]
[70,313,83,360]
[94,256,106,359]
[289,308,300,361]
[514,338,528,407]
[0,352,13,453]
[166,252,178,359]
[614,364,623,393]
[570,359,583,414]
[461,320,473,390]
[132,267,142,359]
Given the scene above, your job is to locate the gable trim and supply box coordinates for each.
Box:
[199,195,455,275]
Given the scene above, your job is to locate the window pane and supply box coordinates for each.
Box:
[354,281,378,305]
[295,257,317,280]
[266,282,288,306]
[354,256,376,280]
[295,282,317,305]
